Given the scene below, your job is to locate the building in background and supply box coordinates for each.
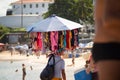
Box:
[11,0,54,15]
[0,0,54,28]
[0,0,54,44]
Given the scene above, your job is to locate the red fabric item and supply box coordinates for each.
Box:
[66,30,72,50]
[37,32,42,50]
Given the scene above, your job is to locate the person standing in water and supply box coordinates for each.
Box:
[22,64,26,80]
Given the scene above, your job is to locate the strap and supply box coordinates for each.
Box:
[47,54,55,65]
[47,54,62,66]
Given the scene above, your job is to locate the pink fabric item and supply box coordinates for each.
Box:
[50,31,58,51]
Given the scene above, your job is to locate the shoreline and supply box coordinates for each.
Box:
[0,51,35,61]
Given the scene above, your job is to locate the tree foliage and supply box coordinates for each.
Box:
[0,25,25,40]
[0,25,11,39]
[43,0,94,24]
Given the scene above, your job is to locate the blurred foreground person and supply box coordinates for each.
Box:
[92,0,120,80]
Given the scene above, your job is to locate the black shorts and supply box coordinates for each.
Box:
[92,42,120,62]
[91,72,98,80]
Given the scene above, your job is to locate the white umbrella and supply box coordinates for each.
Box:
[26,14,83,32]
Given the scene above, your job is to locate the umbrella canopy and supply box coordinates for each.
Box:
[26,14,83,32]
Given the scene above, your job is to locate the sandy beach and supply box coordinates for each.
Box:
[0,50,86,80]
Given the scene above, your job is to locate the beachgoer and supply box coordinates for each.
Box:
[30,66,33,70]
[22,64,26,80]
[49,49,66,80]
[71,48,75,66]
[85,55,98,80]
[89,55,98,80]
[15,69,18,72]
[92,0,120,80]
[85,60,90,74]
[10,46,15,56]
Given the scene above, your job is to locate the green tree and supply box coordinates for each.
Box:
[75,0,94,24]
[0,25,26,40]
[0,25,11,40]
[43,0,94,24]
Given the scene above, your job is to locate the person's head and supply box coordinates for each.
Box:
[86,60,90,64]
[85,60,90,68]
[58,48,65,56]
[22,64,25,67]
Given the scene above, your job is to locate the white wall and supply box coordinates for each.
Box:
[12,2,52,15]
[0,15,43,28]
[0,1,54,28]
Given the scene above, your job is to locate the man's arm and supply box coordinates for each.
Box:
[61,69,66,80]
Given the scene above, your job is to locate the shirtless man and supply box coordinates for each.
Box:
[92,0,120,80]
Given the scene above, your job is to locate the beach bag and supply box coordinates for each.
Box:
[40,54,55,80]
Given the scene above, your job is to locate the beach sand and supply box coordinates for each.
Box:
[0,50,86,80]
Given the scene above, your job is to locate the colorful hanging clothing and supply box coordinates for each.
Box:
[74,29,79,47]
[37,32,42,50]
[71,30,75,47]
[43,32,49,48]
[50,31,58,51]
[60,31,65,48]
[58,31,64,49]
[66,30,72,50]
[48,32,51,51]
[63,31,66,48]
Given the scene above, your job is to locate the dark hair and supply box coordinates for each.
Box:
[22,64,25,66]
[86,60,90,64]
[58,48,65,53]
